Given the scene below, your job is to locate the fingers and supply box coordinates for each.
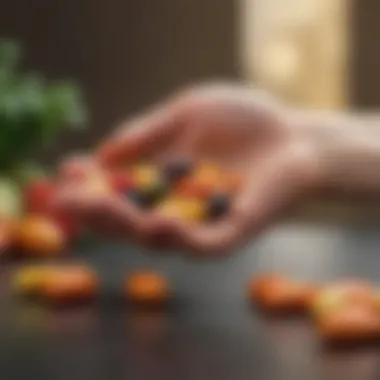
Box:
[157,149,309,256]
[96,97,186,167]
[54,178,172,245]
[58,155,98,183]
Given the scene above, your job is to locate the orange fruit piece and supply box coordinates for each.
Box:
[317,304,380,343]
[124,271,170,306]
[249,274,316,312]
[14,215,66,256]
[156,197,206,222]
[42,265,98,303]
[311,280,375,319]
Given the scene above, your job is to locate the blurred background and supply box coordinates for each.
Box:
[0,0,379,160]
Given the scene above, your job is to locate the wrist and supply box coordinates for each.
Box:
[300,111,380,198]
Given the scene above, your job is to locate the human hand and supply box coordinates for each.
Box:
[57,83,322,256]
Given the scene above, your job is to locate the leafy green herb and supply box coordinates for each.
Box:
[0,39,87,171]
[0,38,21,89]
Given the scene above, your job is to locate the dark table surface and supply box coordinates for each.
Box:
[1,221,380,380]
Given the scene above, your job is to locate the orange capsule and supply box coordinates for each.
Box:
[174,163,220,198]
[42,265,98,303]
[176,163,241,199]
[124,271,170,307]
[317,304,380,343]
[175,176,210,199]
[14,215,66,256]
[249,275,316,313]
[248,274,287,300]
[311,280,375,319]
[156,197,206,222]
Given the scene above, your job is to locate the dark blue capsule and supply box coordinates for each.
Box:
[164,158,193,182]
[125,189,151,208]
[208,193,230,219]
[125,176,169,208]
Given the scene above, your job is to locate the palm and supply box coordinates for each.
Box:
[60,84,320,255]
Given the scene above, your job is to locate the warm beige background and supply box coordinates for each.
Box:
[241,0,348,110]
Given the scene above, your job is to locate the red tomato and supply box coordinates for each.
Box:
[24,180,56,215]
[49,209,81,239]
[108,170,135,193]
[24,180,80,239]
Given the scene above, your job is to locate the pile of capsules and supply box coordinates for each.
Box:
[108,158,242,222]
[248,274,380,346]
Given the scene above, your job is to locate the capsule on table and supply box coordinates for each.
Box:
[248,274,317,313]
[317,304,380,344]
[311,280,375,320]
[12,265,54,296]
[124,271,170,307]
[249,274,286,300]
[42,265,98,304]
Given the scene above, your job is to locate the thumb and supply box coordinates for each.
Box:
[96,97,186,167]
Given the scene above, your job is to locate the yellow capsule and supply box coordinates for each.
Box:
[311,290,344,318]
[12,265,53,295]
[157,197,205,222]
[132,164,160,189]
